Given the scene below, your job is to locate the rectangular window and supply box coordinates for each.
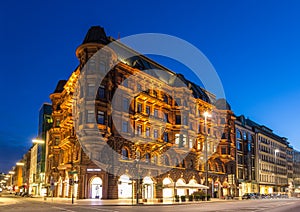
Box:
[190,139,194,149]
[163,132,168,142]
[88,84,95,97]
[97,86,105,99]
[175,134,180,145]
[97,111,105,124]
[123,78,128,87]
[56,119,60,127]
[175,115,181,124]
[87,111,94,123]
[122,121,128,133]
[164,112,168,122]
[154,129,158,139]
[154,109,158,117]
[99,62,106,72]
[137,125,142,135]
[137,103,142,113]
[183,115,188,125]
[221,147,227,155]
[146,106,150,115]
[123,98,129,112]
[146,127,150,137]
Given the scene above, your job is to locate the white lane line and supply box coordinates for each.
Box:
[77,206,119,212]
[52,206,77,212]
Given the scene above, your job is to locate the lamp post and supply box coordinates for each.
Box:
[203,111,211,201]
[275,149,279,193]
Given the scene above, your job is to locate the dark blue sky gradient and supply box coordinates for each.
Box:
[1,0,300,173]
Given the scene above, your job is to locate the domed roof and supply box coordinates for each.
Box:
[215,98,231,110]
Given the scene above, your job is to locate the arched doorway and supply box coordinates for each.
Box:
[188,179,198,195]
[176,178,186,196]
[118,174,132,199]
[142,176,154,199]
[90,177,103,199]
[163,177,174,199]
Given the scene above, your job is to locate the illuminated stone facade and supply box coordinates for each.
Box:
[45,26,236,200]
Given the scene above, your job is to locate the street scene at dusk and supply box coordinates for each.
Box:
[1,0,300,211]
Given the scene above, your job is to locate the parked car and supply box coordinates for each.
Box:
[242,193,258,200]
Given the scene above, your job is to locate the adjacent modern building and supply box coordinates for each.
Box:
[235,115,258,196]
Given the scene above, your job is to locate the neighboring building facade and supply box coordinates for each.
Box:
[286,144,294,196]
[45,26,236,200]
[29,103,52,196]
[293,149,300,197]
[254,125,289,194]
[235,115,258,196]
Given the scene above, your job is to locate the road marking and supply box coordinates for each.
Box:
[78,206,119,212]
[52,206,76,212]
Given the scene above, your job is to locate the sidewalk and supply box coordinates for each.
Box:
[33,197,234,206]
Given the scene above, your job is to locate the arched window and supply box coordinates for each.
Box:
[190,159,194,169]
[122,148,129,160]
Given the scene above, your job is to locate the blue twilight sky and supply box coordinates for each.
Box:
[1,0,300,173]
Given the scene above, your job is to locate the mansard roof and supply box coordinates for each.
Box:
[80,26,220,104]
[53,80,67,93]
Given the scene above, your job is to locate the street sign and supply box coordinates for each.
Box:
[68,171,78,175]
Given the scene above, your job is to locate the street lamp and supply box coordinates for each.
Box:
[275,149,279,193]
[203,111,211,201]
[32,139,45,144]
[16,162,24,166]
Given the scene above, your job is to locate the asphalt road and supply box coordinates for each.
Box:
[1,193,300,212]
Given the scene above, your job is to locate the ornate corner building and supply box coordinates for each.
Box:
[45,26,236,200]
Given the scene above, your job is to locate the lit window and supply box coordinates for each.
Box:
[189,139,194,149]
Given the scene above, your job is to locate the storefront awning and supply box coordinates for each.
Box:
[163,182,208,189]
